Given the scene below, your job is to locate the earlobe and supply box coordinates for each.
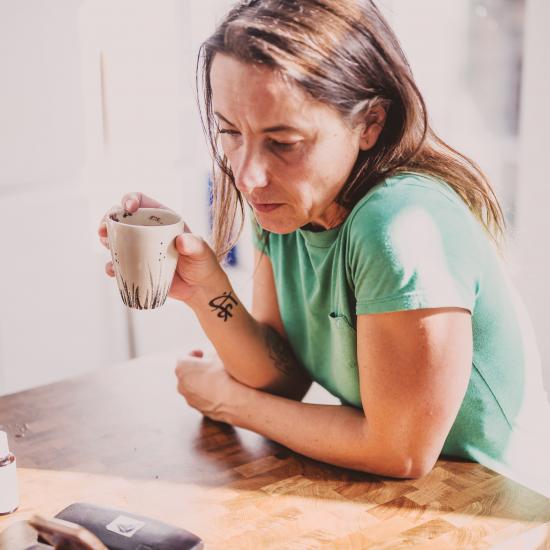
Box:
[358,104,387,151]
[359,126,380,151]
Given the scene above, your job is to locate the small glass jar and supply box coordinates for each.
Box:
[0,431,19,515]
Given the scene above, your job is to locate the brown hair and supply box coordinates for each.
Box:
[197,0,507,259]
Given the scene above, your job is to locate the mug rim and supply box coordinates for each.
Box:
[107,207,182,228]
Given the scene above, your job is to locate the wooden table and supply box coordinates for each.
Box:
[1,353,549,549]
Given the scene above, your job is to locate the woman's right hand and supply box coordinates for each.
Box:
[98,192,227,305]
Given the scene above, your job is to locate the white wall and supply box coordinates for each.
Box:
[0,0,128,395]
[0,189,127,393]
[514,0,550,391]
[0,0,84,191]
[0,0,254,395]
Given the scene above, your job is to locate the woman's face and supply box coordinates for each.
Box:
[210,54,374,233]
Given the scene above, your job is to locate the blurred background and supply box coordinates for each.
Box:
[0,0,548,396]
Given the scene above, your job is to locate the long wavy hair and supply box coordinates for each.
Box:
[197,0,507,259]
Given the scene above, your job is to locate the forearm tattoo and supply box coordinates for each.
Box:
[263,324,299,376]
[208,291,238,321]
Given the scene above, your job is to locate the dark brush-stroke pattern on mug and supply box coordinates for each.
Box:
[109,211,133,223]
[116,264,171,310]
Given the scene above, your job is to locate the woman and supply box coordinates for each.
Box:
[98,0,550,494]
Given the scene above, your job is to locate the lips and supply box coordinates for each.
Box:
[250,201,283,213]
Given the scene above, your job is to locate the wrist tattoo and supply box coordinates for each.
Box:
[263,325,298,376]
[208,290,238,321]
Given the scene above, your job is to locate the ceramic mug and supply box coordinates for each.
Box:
[106,208,184,310]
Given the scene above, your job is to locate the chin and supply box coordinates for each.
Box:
[254,211,301,235]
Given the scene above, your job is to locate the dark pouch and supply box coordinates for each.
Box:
[54,502,203,550]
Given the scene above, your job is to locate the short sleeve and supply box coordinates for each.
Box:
[348,182,482,316]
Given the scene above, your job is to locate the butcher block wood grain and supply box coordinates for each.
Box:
[0,353,549,549]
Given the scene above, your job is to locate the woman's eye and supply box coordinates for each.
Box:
[269,139,301,152]
[219,128,240,137]
[218,129,301,153]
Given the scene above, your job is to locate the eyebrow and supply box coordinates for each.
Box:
[214,111,302,133]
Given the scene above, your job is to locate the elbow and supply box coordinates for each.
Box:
[392,453,438,479]
[402,457,437,479]
[362,452,438,480]
[358,421,441,479]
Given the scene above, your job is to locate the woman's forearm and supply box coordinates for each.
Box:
[227,385,423,479]
[186,271,310,400]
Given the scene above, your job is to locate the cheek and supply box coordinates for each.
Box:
[313,140,359,190]
[292,153,335,197]
[220,136,240,161]
[275,165,317,210]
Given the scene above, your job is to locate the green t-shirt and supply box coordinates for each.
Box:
[252,172,550,496]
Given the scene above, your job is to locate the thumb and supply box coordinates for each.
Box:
[176,233,209,258]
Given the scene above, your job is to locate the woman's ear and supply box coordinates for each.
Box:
[358,104,387,151]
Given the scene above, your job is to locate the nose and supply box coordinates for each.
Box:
[233,148,269,194]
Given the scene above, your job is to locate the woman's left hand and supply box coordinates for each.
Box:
[175,350,245,424]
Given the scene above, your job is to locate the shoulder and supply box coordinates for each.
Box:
[344,173,484,314]
[347,172,470,229]
[344,172,480,252]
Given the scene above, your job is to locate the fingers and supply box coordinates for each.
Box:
[174,350,205,378]
[120,192,143,213]
[120,192,168,211]
[105,261,115,277]
[98,204,125,244]
[175,361,187,379]
[122,196,139,213]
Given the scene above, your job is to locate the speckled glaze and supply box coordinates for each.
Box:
[106,208,184,310]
